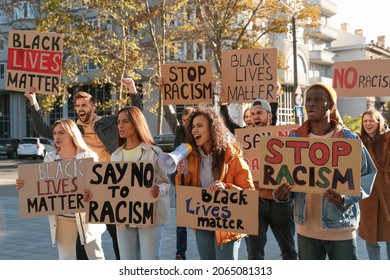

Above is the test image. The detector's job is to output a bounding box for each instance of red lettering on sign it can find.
[333,67,358,89]
[8,48,62,75]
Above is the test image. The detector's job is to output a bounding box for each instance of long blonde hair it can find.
[52,119,94,153]
[360,109,387,143]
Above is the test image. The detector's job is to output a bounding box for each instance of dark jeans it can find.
[174,173,187,259]
[76,224,120,260]
[176,226,187,259]
[297,234,358,260]
[248,198,297,260]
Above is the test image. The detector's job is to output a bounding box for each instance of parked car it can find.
[17,137,55,159]
[39,138,56,154]
[0,138,21,159]
[153,133,175,152]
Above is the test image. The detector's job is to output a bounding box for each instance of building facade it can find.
[1,0,388,139]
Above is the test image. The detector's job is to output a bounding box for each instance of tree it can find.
[37,0,149,111]
[172,0,320,75]
[136,0,188,135]
[1,0,320,134]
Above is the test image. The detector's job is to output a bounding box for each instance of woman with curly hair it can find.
[359,108,390,260]
[176,105,255,260]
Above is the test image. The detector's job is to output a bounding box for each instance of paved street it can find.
[0,157,387,260]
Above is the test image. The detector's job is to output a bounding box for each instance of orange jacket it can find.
[175,143,255,246]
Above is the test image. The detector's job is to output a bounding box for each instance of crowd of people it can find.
[15,78,390,260]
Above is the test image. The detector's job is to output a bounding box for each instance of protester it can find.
[16,119,106,260]
[176,105,255,260]
[220,105,252,134]
[273,82,377,260]
[158,77,195,260]
[247,98,297,260]
[165,105,195,260]
[219,81,280,134]
[24,79,141,260]
[107,106,170,259]
[358,108,390,260]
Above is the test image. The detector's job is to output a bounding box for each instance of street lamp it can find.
[279,1,301,124]
[291,13,303,125]
[292,14,298,94]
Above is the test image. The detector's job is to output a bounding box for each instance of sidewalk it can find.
[0,181,386,260]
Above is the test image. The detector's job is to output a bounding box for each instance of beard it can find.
[77,110,94,123]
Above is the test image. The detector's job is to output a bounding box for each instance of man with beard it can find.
[247,99,298,260]
[24,78,142,260]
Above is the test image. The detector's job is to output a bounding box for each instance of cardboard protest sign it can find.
[258,136,362,195]
[86,161,158,226]
[221,48,278,104]
[6,29,63,95]
[17,158,93,218]
[333,60,390,97]
[161,63,213,105]
[176,186,258,235]
[235,124,299,181]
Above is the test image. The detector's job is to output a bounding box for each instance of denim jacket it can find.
[288,121,377,229]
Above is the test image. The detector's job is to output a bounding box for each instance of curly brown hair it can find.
[185,104,228,180]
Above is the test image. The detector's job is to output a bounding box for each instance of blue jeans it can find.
[195,229,241,260]
[117,226,162,260]
[248,198,297,260]
[366,241,390,260]
[176,226,187,258]
[297,234,358,260]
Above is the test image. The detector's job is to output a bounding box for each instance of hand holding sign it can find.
[208,180,226,193]
[150,184,160,199]
[323,187,345,206]
[15,178,24,190]
[272,182,292,202]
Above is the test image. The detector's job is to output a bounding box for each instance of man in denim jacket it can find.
[24,78,142,260]
[273,82,377,260]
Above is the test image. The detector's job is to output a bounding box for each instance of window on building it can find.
[67,0,87,10]
[169,6,199,27]
[85,18,112,32]
[13,1,35,20]
[0,10,7,24]
[0,64,5,79]
[87,59,100,70]
[168,41,206,62]
[0,40,4,52]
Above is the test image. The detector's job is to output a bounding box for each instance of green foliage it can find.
[1,0,320,134]
[342,114,362,133]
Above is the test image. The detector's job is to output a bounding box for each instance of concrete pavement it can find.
[0,158,387,260]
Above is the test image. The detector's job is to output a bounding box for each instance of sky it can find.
[331,0,390,44]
